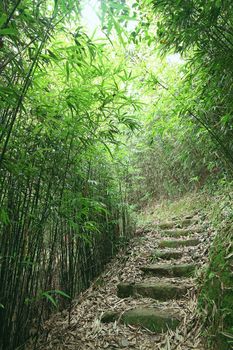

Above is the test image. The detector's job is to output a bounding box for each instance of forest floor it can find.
[26,196,214,350]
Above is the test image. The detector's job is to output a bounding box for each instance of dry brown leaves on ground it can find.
[26,215,213,350]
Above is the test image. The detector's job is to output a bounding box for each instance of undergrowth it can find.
[136,191,209,226]
[199,192,233,350]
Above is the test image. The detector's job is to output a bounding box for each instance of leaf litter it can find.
[26,214,214,350]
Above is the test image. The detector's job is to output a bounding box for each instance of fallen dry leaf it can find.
[25,214,212,350]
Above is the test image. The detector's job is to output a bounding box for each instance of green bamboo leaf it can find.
[0,208,10,224]
[42,292,57,307]
[110,15,126,48]
[66,61,70,82]
[53,290,71,299]
[47,49,58,60]
[0,27,17,36]
[0,14,7,27]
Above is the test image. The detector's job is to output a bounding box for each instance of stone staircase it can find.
[101,215,200,334]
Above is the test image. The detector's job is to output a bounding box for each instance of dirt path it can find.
[26,212,213,350]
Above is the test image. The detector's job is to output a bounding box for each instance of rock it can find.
[122,307,180,332]
[101,311,119,323]
[179,218,197,227]
[135,282,188,300]
[159,222,177,230]
[161,228,195,237]
[117,282,134,298]
[141,263,196,277]
[158,238,200,248]
[152,250,183,260]
[159,218,197,230]
[117,281,188,300]
[101,307,180,332]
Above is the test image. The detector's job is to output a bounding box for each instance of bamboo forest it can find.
[0,0,232,349]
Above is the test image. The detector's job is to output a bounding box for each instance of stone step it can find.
[152,250,183,260]
[101,307,180,332]
[161,228,195,237]
[158,238,199,249]
[180,218,197,227]
[141,263,196,277]
[117,281,189,300]
[159,218,197,230]
[159,221,178,230]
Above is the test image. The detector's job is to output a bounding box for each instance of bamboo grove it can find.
[0,1,140,348]
[126,0,233,204]
[1,0,233,349]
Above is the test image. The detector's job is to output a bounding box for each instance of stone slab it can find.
[102,307,180,332]
[158,239,199,248]
[117,281,188,300]
[152,250,183,260]
[141,263,196,277]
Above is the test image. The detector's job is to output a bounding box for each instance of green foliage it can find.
[123,4,233,345]
[0,2,138,349]
[123,0,233,207]
[198,195,233,349]
[124,52,227,206]
[140,0,233,167]
[1,1,233,349]
[41,290,71,308]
